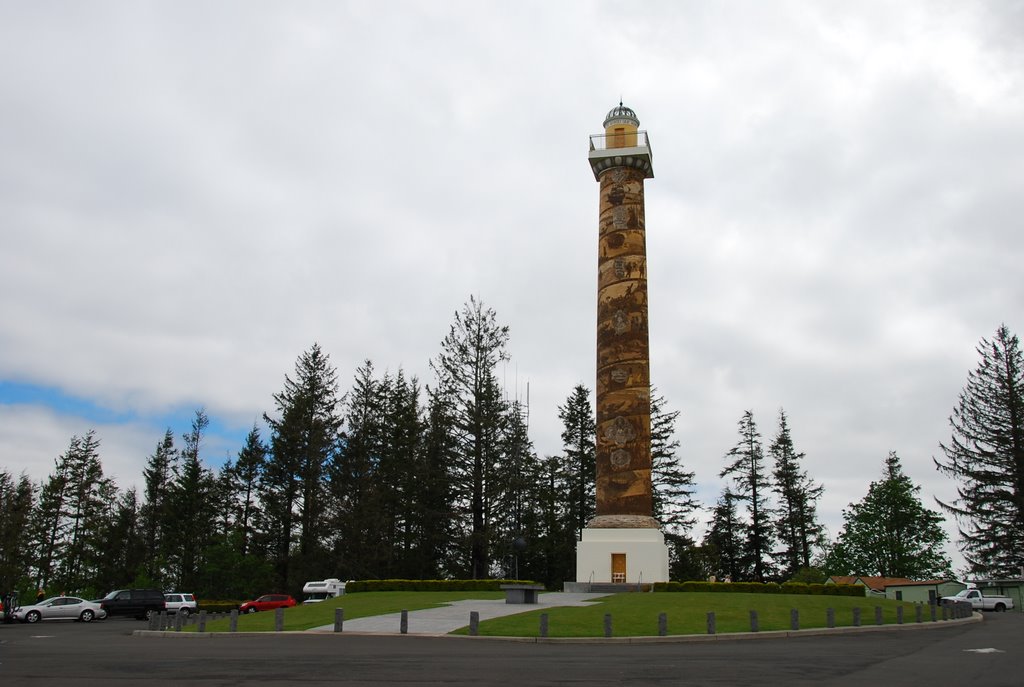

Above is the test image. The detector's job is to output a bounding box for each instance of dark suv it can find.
[98,589,166,620]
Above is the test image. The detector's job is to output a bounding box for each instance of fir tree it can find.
[768,409,824,579]
[557,384,595,539]
[935,324,1024,577]
[0,470,35,594]
[139,429,177,581]
[704,490,746,581]
[229,425,266,558]
[167,410,216,592]
[430,296,510,578]
[720,411,774,581]
[263,343,343,589]
[650,390,698,532]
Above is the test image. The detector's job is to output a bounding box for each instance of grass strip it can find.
[454,592,930,637]
[186,591,505,633]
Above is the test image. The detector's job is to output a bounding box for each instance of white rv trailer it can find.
[302,578,346,604]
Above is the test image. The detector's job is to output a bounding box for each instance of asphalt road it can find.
[2,612,1023,686]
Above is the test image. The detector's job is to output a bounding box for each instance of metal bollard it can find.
[706,611,716,635]
[539,613,549,638]
[749,610,759,633]
[334,608,344,633]
[875,606,883,625]
[658,612,667,637]
[896,606,903,624]
[469,611,479,636]
[400,609,408,634]
[174,612,183,632]
[942,604,949,621]
[915,604,923,623]
[790,609,799,631]
[229,609,238,632]
[198,610,207,632]
[826,608,835,628]
[929,604,937,622]
[274,607,284,632]
[852,607,861,627]
[160,611,169,631]
[604,613,612,638]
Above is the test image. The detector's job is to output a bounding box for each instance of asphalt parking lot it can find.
[2,611,1024,686]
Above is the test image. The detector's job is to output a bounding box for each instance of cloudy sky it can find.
[2,1,1022,573]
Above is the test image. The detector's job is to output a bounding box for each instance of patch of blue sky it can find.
[0,381,135,423]
[0,380,257,466]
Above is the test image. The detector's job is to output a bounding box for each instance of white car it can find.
[13,596,107,623]
[163,593,198,616]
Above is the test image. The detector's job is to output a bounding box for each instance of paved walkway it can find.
[306,592,610,635]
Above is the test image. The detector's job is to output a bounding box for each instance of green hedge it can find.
[345,579,540,593]
[651,581,865,597]
[197,601,241,613]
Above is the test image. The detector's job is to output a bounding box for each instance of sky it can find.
[2,1,1022,576]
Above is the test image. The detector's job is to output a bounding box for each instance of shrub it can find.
[652,581,864,597]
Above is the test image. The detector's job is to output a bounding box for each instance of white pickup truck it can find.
[941,588,1014,612]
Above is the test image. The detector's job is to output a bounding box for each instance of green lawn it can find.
[188,591,505,632]
[185,591,940,636]
[454,593,931,637]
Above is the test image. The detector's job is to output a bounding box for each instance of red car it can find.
[239,594,296,614]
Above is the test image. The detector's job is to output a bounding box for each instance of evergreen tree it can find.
[430,296,510,578]
[263,343,343,590]
[768,409,824,579]
[490,399,541,581]
[139,429,177,581]
[415,391,458,577]
[650,390,699,532]
[166,410,217,592]
[557,384,595,539]
[0,470,34,594]
[29,457,69,590]
[720,411,774,581]
[94,488,145,594]
[231,425,267,558]
[29,431,116,595]
[649,390,700,580]
[535,455,576,587]
[827,452,951,578]
[331,359,389,579]
[935,324,1024,577]
[703,490,746,581]
[384,370,430,578]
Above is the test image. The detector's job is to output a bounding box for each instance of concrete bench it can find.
[500,584,545,604]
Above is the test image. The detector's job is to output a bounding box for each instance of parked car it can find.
[98,589,166,620]
[12,596,107,623]
[239,594,296,614]
[164,593,198,617]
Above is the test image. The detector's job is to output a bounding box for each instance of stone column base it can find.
[575,527,670,584]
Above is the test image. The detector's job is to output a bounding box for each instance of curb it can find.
[133,611,982,643]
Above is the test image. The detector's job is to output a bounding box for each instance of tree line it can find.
[1,303,1020,599]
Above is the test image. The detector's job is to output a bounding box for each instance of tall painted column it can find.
[575,102,668,586]
[591,103,657,529]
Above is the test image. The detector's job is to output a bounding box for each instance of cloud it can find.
[2,1,1022,574]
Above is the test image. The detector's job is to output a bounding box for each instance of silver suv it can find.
[163,593,198,617]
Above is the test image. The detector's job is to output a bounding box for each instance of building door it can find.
[611,554,626,583]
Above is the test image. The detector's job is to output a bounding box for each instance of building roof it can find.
[826,575,915,591]
[883,579,959,588]
[604,101,639,128]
